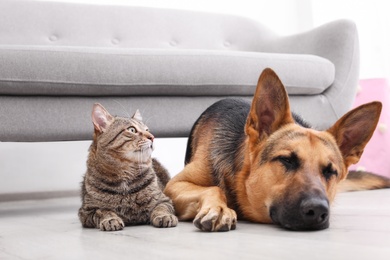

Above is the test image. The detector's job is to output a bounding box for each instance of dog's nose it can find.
[300,198,329,228]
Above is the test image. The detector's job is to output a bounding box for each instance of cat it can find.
[78,103,178,231]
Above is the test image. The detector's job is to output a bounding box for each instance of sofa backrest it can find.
[0,0,276,52]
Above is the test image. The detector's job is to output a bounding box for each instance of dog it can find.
[164,68,390,231]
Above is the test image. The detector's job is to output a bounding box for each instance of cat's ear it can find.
[92,103,114,133]
[132,109,143,121]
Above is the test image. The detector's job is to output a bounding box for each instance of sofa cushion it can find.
[0,46,334,96]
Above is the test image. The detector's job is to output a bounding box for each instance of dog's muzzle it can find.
[270,197,330,231]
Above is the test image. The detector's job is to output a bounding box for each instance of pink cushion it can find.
[349,79,390,178]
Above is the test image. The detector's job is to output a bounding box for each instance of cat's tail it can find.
[338,171,390,192]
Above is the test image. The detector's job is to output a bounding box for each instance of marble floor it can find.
[1,189,390,260]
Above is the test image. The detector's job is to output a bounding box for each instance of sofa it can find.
[0,0,359,142]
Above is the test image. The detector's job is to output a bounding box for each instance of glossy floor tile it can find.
[1,189,390,260]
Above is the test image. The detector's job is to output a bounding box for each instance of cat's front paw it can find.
[151,214,178,228]
[100,217,125,231]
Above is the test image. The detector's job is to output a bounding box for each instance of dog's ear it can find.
[327,102,382,168]
[245,68,294,142]
[92,103,114,133]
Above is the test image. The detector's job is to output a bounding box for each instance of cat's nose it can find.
[147,134,154,142]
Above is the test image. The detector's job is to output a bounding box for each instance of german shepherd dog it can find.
[164,68,390,231]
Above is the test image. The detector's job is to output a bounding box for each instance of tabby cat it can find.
[78,103,178,231]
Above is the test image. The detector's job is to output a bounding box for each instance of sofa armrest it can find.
[260,19,359,121]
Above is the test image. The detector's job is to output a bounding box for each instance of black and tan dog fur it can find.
[164,68,390,231]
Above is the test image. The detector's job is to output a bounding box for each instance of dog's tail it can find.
[338,171,390,192]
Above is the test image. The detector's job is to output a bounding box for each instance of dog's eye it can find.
[322,164,338,180]
[279,157,292,165]
[128,127,137,133]
[275,153,300,172]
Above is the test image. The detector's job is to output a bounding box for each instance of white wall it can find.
[0,138,188,195]
[310,0,390,79]
[43,0,304,35]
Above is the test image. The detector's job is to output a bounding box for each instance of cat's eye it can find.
[128,127,137,133]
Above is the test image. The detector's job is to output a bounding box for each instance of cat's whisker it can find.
[140,150,143,173]
[138,149,143,174]
[137,149,140,172]
[113,99,131,118]
[143,115,156,127]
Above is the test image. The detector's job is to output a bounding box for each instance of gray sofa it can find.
[0,0,359,142]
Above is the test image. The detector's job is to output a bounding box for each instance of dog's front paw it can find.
[151,213,178,228]
[99,216,124,231]
[194,206,237,232]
